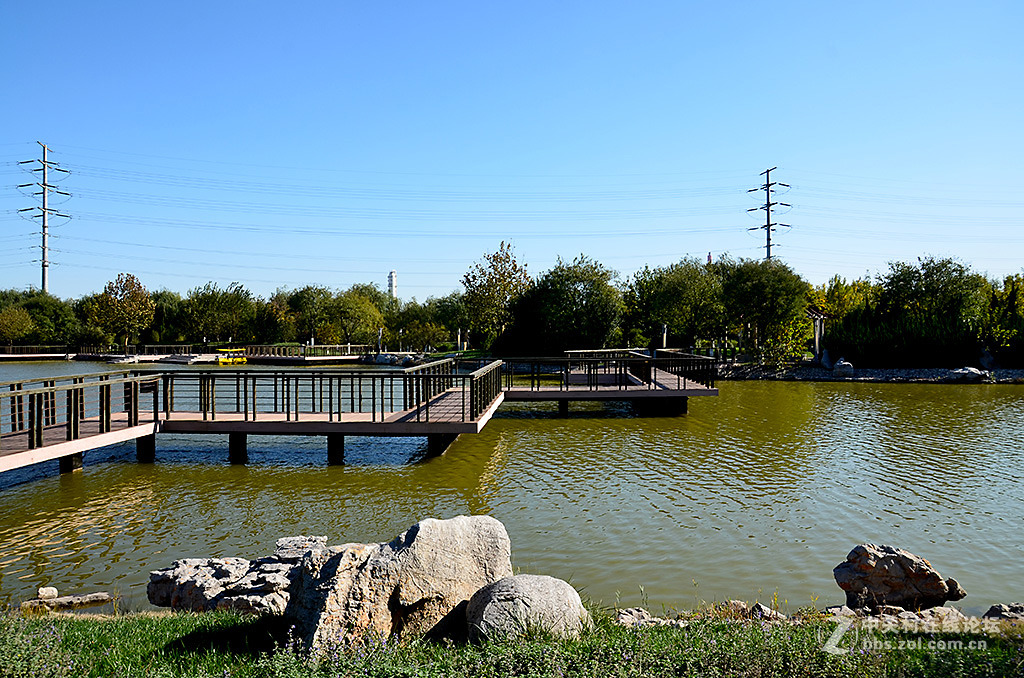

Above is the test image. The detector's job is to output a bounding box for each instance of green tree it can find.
[182,283,256,343]
[91,273,156,353]
[286,286,333,343]
[623,258,724,349]
[19,292,80,345]
[508,255,623,354]
[333,288,384,345]
[426,291,470,342]
[822,257,989,367]
[0,306,35,346]
[982,274,1024,365]
[713,257,810,364]
[462,242,530,349]
[141,290,185,344]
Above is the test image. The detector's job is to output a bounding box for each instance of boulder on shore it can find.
[832,359,854,378]
[287,515,513,649]
[833,544,966,611]
[147,536,326,615]
[983,603,1024,620]
[465,574,591,642]
[148,518,512,650]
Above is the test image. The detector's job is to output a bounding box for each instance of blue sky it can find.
[2,1,1021,301]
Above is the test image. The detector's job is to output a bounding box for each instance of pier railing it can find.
[0,345,70,355]
[503,352,716,391]
[243,344,373,358]
[78,344,194,356]
[156,358,503,424]
[0,372,160,452]
[653,349,716,389]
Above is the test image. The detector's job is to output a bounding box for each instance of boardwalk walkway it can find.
[0,351,716,473]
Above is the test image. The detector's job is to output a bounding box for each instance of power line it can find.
[747,167,790,261]
[17,142,70,292]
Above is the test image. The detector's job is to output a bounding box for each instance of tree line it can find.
[1,242,1022,367]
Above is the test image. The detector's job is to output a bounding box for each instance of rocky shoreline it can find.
[717,363,1024,384]
[112,517,1020,650]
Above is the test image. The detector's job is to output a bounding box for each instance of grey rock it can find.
[946,367,990,383]
[825,605,858,617]
[919,606,967,622]
[720,600,750,617]
[37,587,58,600]
[834,544,966,611]
[147,536,322,614]
[616,607,655,626]
[274,536,327,562]
[465,574,591,642]
[751,602,786,621]
[614,607,687,628]
[832,359,854,378]
[287,515,512,649]
[983,603,1024,620]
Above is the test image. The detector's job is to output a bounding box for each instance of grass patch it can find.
[1,608,1022,677]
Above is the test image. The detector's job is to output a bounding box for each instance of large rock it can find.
[147,536,326,614]
[945,367,990,383]
[465,574,591,642]
[983,603,1024,620]
[832,359,854,378]
[286,515,512,649]
[833,544,966,611]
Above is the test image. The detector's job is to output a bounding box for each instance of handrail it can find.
[155,361,500,424]
[0,374,160,452]
[501,353,716,391]
[0,345,70,354]
[0,370,134,390]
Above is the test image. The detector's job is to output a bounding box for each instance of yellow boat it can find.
[217,348,247,365]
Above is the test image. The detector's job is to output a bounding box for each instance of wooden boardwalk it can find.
[0,351,716,472]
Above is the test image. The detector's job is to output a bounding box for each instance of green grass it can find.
[1,608,1022,678]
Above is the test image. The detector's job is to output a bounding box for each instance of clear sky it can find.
[2,1,1021,301]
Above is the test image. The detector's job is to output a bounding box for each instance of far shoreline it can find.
[716,364,1024,384]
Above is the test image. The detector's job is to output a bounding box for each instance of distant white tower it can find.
[388,270,397,299]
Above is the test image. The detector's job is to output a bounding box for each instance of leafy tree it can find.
[623,258,724,349]
[141,290,185,344]
[347,283,399,322]
[0,306,34,346]
[286,286,334,343]
[252,298,294,343]
[426,292,470,342]
[333,288,384,345]
[182,282,256,343]
[91,273,156,353]
[812,275,877,321]
[508,256,623,354]
[982,274,1024,365]
[21,292,80,345]
[462,242,530,348]
[823,257,989,367]
[713,257,810,364]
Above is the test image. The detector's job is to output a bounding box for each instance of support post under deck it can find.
[228,432,248,464]
[58,453,83,474]
[426,433,459,457]
[558,400,569,417]
[327,434,345,465]
[136,434,156,463]
[632,396,688,417]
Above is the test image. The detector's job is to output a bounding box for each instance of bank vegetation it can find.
[2,243,1023,368]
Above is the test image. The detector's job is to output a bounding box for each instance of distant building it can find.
[388,270,397,299]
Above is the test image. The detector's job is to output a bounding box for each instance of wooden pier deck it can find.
[0,351,716,473]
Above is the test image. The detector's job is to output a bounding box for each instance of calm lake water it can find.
[0,361,1021,616]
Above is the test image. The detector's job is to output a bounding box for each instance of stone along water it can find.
[0,367,1021,615]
